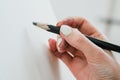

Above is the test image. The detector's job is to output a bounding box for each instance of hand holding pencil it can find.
[48,17,120,80]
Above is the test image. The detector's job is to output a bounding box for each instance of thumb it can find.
[60,25,105,61]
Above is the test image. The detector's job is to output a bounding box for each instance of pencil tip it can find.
[33,22,37,25]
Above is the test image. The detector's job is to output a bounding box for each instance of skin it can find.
[48,17,120,80]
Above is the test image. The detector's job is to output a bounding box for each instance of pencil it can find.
[33,22,120,53]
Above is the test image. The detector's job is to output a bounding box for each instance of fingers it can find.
[56,36,68,53]
[48,38,72,67]
[57,36,82,57]
[60,25,105,62]
[57,17,105,40]
[48,38,57,52]
[60,52,73,67]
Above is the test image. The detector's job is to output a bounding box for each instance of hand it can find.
[48,17,120,80]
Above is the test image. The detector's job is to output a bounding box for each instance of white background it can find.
[0,0,75,80]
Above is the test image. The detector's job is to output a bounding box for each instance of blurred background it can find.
[50,0,120,62]
[0,0,120,79]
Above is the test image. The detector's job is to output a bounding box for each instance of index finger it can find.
[57,17,103,39]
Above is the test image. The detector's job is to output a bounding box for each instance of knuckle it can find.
[77,17,88,22]
[76,35,85,44]
[68,31,85,48]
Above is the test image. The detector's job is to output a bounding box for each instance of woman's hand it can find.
[48,17,120,80]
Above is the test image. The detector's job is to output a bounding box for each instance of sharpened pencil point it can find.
[33,22,37,25]
[32,22,51,30]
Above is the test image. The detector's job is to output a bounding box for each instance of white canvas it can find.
[0,0,75,80]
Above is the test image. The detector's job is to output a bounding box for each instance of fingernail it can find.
[57,37,62,47]
[60,25,72,36]
[57,37,62,52]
